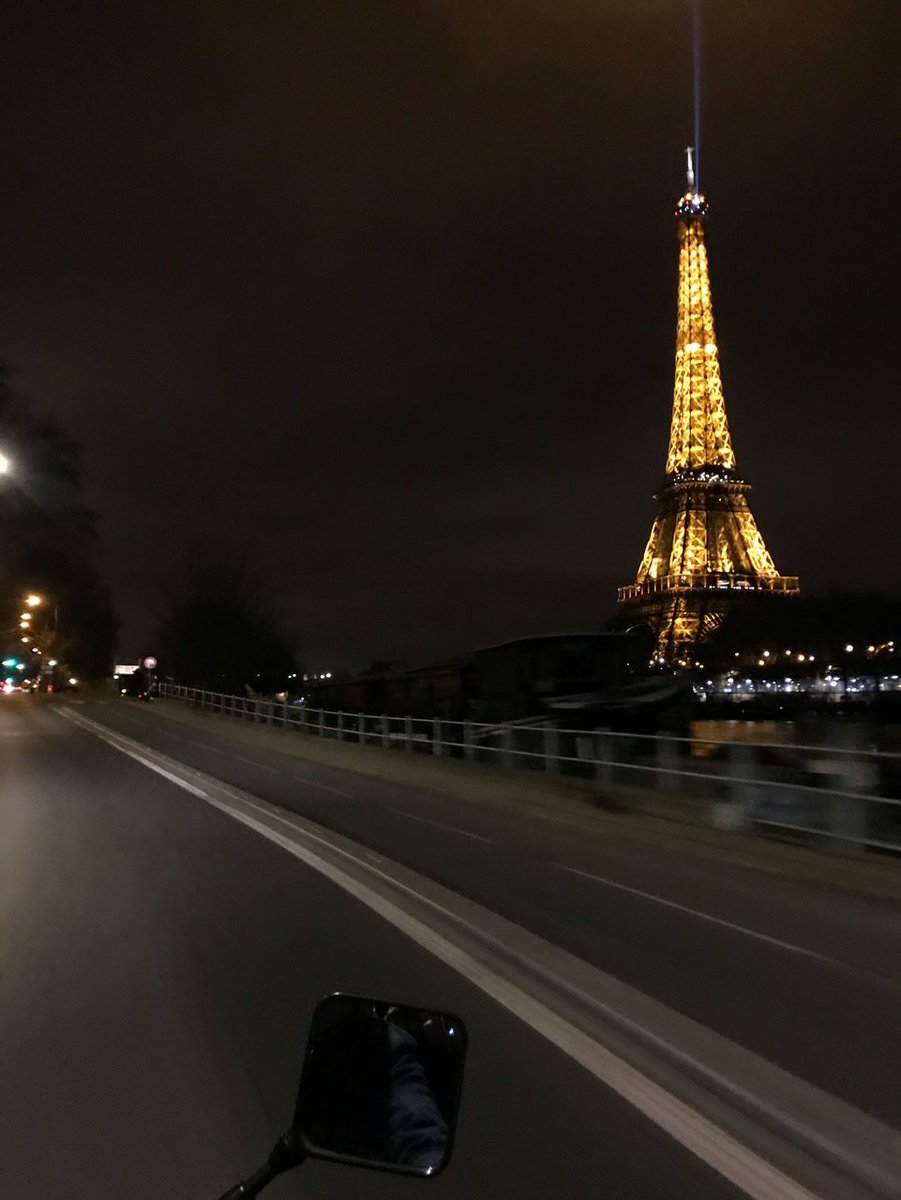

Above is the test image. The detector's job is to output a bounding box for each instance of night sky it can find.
[1,1,899,671]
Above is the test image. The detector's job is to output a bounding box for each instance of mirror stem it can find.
[215,1131,305,1199]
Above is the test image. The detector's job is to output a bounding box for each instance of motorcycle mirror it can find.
[293,993,467,1177]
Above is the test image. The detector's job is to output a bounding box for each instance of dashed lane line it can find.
[553,863,836,964]
[389,807,494,844]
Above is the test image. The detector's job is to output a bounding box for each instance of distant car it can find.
[119,672,146,698]
[119,670,155,700]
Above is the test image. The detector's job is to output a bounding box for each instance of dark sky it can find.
[1,1,899,670]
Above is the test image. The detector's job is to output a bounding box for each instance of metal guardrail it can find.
[156,683,901,855]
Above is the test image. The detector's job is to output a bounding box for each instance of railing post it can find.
[655,734,680,792]
[543,726,560,773]
[828,791,868,853]
[337,711,344,741]
[358,713,365,744]
[826,739,875,853]
[282,700,289,728]
[463,721,475,762]
[433,717,443,756]
[727,743,757,810]
[500,724,515,770]
[318,708,325,738]
[404,715,413,751]
[381,715,389,749]
[595,729,614,787]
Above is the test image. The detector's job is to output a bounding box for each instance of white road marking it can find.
[166,732,225,755]
[57,708,880,1200]
[554,864,834,962]
[236,755,278,773]
[388,807,493,844]
[59,715,209,801]
[290,773,352,799]
[192,740,223,753]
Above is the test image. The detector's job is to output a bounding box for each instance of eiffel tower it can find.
[618,150,799,664]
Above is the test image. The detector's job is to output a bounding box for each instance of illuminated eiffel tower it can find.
[618,150,799,664]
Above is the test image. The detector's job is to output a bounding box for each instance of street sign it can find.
[142,655,158,670]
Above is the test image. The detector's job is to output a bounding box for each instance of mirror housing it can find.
[293,993,467,1176]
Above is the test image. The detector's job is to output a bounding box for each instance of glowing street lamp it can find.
[0,451,10,474]
[25,594,43,608]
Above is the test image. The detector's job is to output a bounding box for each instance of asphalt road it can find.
[1,696,748,1200]
[83,696,901,1128]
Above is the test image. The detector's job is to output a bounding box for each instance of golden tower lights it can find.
[618,150,799,664]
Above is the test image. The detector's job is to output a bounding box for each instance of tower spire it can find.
[685,145,695,192]
[617,158,798,664]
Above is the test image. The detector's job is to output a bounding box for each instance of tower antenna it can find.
[685,146,696,193]
[691,0,702,191]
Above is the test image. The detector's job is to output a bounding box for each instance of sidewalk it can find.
[123,697,901,903]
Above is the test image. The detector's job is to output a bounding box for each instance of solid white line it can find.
[554,864,834,962]
[177,804,824,1200]
[56,708,834,1200]
[64,716,209,800]
[388,807,494,844]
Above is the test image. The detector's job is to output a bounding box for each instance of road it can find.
[2,695,900,1199]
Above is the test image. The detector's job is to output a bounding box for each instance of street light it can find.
[0,451,10,474]
[25,595,43,608]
